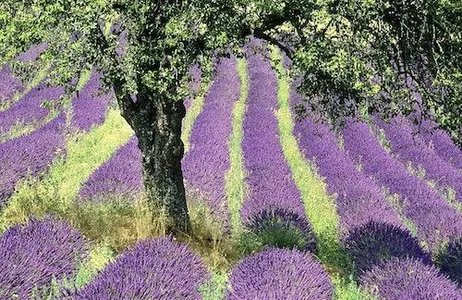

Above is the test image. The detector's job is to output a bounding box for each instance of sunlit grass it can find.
[225,58,249,237]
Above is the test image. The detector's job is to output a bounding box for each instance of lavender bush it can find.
[245,207,317,253]
[0,216,89,299]
[15,42,48,62]
[360,258,461,299]
[376,116,462,203]
[71,70,112,132]
[0,67,24,105]
[78,136,143,202]
[342,121,462,251]
[344,221,431,275]
[182,57,240,223]
[0,84,63,134]
[419,119,462,170]
[227,248,333,300]
[0,113,66,207]
[438,237,462,287]
[75,237,210,300]
[240,46,313,250]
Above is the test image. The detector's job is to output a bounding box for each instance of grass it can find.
[225,58,249,237]
[270,46,374,299]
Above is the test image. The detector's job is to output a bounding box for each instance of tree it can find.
[0,0,250,235]
[1,0,461,235]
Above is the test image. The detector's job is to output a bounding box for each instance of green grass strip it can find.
[0,109,133,232]
[270,46,375,299]
[225,58,249,237]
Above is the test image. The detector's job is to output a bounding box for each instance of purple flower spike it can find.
[15,42,48,62]
[76,237,210,300]
[227,248,333,300]
[0,67,24,105]
[360,258,462,299]
[438,237,462,287]
[78,136,143,202]
[0,216,89,299]
[71,70,112,132]
[344,221,431,275]
[0,84,64,134]
[376,115,462,203]
[182,57,240,225]
[0,113,66,207]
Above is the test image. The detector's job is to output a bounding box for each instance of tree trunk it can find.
[115,86,191,236]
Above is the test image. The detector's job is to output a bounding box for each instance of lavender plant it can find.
[344,221,431,275]
[240,47,315,250]
[360,258,461,299]
[71,70,112,132]
[0,67,24,106]
[78,136,143,202]
[75,237,210,299]
[0,113,66,207]
[0,216,89,299]
[227,248,333,300]
[0,84,63,134]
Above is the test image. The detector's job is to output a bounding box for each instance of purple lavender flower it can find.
[78,136,143,202]
[227,248,333,300]
[360,258,462,299]
[438,237,462,287]
[75,237,210,300]
[376,115,462,203]
[15,42,48,62]
[419,119,462,170]
[71,70,112,132]
[344,221,431,275]
[342,121,462,251]
[182,57,240,224]
[0,84,64,134]
[0,67,24,105]
[240,45,310,243]
[0,216,89,299]
[0,113,66,207]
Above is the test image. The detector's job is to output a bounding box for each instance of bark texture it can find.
[114,83,191,235]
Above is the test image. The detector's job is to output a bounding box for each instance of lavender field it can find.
[1,41,462,300]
